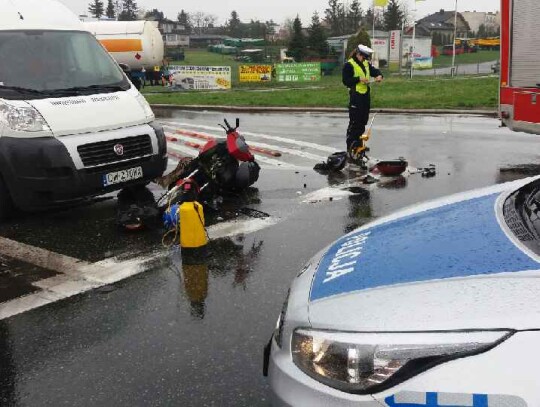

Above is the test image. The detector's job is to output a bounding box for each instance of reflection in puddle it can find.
[169,236,264,320]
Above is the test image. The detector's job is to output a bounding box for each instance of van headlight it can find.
[0,100,50,132]
[292,329,512,394]
[135,93,155,121]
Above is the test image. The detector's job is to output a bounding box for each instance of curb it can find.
[151,104,498,117]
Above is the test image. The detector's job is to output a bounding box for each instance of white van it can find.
[0,0,168,219]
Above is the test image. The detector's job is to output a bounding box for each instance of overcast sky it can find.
[60,0,499,26]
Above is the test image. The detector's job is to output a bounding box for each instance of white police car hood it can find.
[308,177,540,332]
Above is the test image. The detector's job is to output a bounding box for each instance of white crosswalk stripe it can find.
[160,120,338,154]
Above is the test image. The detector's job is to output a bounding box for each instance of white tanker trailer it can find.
[83,21,164,71]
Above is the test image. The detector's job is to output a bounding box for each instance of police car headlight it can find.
[292,329,512,394]
[0,100,50,132]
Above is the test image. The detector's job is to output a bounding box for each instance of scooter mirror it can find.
[224,119,232,131]
[236,118,240,129]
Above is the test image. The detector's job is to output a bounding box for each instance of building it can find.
[461,11,501,35]
[157,19,190,48]
[415,9,471,39]
[327,30,432,68]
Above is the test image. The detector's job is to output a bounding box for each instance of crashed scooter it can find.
[156,118,261,248]
[157,118,261,209]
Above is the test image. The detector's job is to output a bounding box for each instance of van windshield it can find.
[0,30,130,99]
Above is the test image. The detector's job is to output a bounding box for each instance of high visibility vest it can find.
[348,58,370,95]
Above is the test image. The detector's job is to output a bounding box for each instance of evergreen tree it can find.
[347,0,363,34]
[307,12,329,58]
[288,16,306,62]
[144,8,164,21]
[364,8,384,31]
[105,0,115,19]
[324,0,341,36]
[228,11,242,38]
[178,10,192,34]
[118,0,137,21]
[88,0,105,18]
[383,0,404,31]
[336,2,347,35]
[346,28,371,56]
[477,24,487,38]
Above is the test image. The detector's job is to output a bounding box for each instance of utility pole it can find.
[451,0,458,77]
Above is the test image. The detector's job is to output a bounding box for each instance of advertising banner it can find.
[239,65,272,82]
[372,38,389,63]
[412,57,434,69]
[171,66,231,90]
[275,63,321,82]
[389,30,402,70]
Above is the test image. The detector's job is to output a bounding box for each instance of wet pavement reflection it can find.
[0,112,539,405]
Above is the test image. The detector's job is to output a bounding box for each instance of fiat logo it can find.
[113,144,124,156]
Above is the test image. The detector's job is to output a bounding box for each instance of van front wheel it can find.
[0,175,13,220]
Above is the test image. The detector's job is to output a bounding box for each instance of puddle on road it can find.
[0,255,58,303]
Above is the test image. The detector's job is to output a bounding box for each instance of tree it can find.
[308,12,329,58]
[228,10,243,38]
[177,10,192,34]
[191,12,217,35]
[88,0,105,18]
[105,0,115,19]
[383,0,404,31]
[477,23,487,38]
[144,8,164,21]
[288,16,306,62]
[347,0,363,34]
[325,0,341,36]
[364,7,384,31]
[246,20,267,38]
[118,0,137,21]
[346,28,371,56]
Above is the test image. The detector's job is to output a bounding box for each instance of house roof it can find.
[416,10,471,33]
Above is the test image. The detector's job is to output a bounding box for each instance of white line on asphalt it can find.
[166,134,306,170]
[160,121,338,154]
[164,126,328,162]
[207,217,280,240]
[0,215,282,320]
[166,141,199,157]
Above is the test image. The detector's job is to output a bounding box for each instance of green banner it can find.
[275,63,321,82]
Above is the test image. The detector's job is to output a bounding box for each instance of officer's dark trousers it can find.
[346,93,370,151]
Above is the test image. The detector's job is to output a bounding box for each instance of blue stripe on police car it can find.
[310,193,540,301]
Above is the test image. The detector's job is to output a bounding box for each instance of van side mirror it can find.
[119,63,131,73]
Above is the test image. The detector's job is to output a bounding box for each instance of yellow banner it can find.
[374,0,388,7]
[239,65,272,82]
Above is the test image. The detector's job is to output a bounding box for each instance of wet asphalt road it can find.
[1,112,540,406]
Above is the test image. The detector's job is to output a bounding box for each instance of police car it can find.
[266,176,540,407]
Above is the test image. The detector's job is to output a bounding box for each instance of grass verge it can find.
[144,76,499,110]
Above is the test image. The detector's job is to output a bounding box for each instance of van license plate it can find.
[102,167,143,187]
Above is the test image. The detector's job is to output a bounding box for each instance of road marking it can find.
[0,236,162,320]
[0,215,283,319]
[164,126,328,162]
[160,121,338,154]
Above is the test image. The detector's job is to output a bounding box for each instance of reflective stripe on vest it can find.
[348,58,370,95]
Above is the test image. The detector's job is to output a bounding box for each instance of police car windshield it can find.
[0,30,129,99]
[503,180,540,255]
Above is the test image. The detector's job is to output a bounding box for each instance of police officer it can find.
[342,44,383,159]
